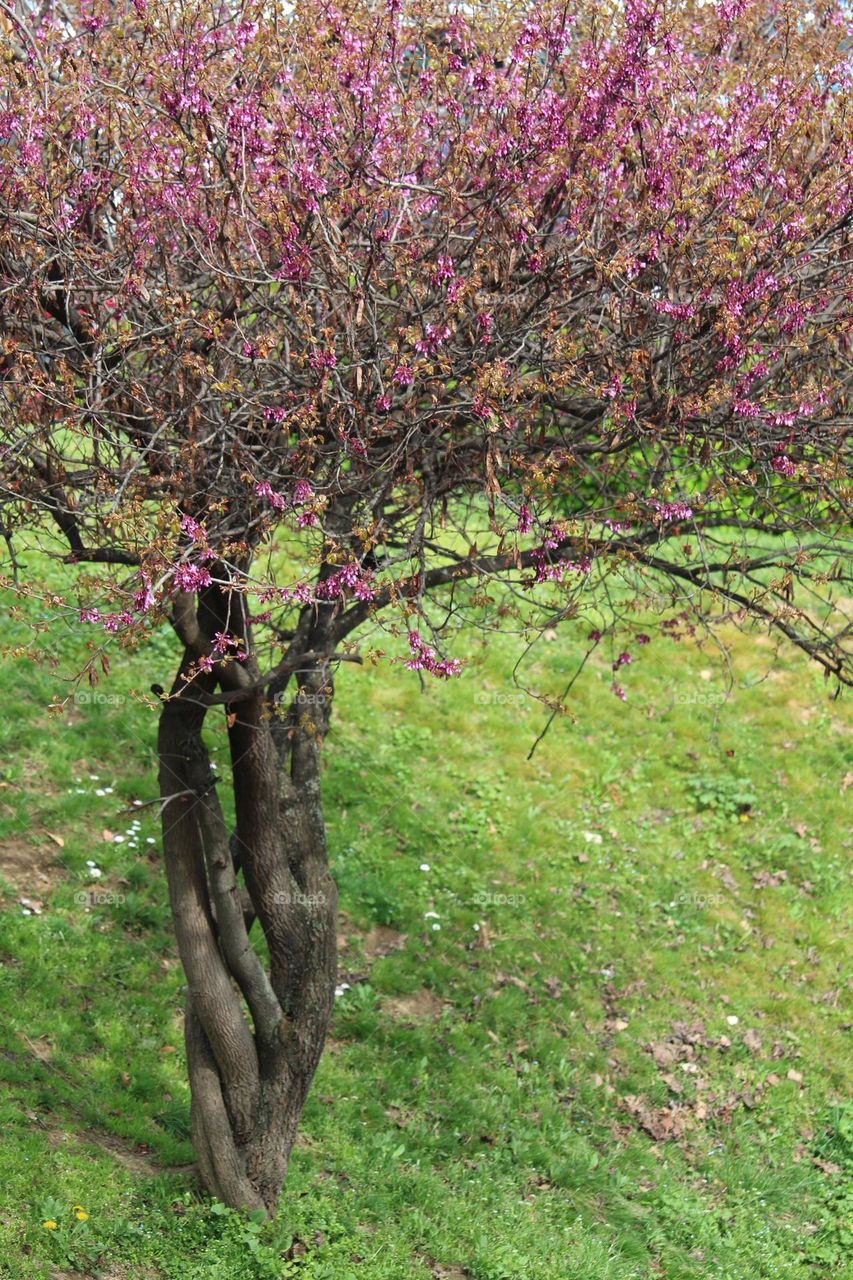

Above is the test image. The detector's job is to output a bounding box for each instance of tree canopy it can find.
[1,0,851,694]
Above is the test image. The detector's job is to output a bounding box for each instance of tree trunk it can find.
[157,579,338,1215]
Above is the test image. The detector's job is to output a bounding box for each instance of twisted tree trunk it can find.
[157,578,338,1214]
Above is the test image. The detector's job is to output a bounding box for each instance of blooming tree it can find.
[1,0,851,1213]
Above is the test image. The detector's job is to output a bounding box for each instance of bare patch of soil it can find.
[362,924,407,959]
[0,835,65,898]
[383,989,446,1020]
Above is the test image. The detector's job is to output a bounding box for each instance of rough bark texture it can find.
[157,577,338,1214]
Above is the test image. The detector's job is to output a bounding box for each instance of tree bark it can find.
[157,580,338,1215]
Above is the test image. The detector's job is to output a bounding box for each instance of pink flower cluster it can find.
[415,324,451,355]
[405,631,462,679]
[315,563,375,602]
[772,453,797,478]
[649,500,693,522]
[255,481,287,511]
[516,503,533,534]
[173,564,213,592]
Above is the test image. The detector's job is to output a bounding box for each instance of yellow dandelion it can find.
[74,1209,89,1221]
[42,1220,57,1230]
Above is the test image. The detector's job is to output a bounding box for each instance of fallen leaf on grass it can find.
[753,869,788,889]
[715,864,737,891]
[648,1041,678,1068]
[623,1095,692,1142]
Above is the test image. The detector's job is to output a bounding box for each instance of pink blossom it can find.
[476,313,494,344]
[173,564,213,592]
[256,481,287,511]
[180,514,204,541]
[133,577,154,613]
[316,563,374,602]
[772,453,797,478]
[405,630,462,678]
[649,500,693,523]
[414,324,450,355]
[102,610,133,632]
[212,631,240,654]
[310,348,337,371]
[430,254,454,285]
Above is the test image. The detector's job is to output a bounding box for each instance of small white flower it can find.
[583,831,603,845]
[334,983,351,998]
[431,923,441,931]
[89,867,102,878]
[726,1014,739,1026]
[95,789,106,797]
[89,775,100,781]
[21,908,31,916]
[473,923,480,932]
[424,911,440,919]
[113,835,124,843]
[104,787,113,795]
[419,863,430,872]
[146,838,156,845]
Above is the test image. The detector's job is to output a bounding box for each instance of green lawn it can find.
[0,566,850,1279]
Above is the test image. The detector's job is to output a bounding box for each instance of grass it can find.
[0,557,851,1279]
